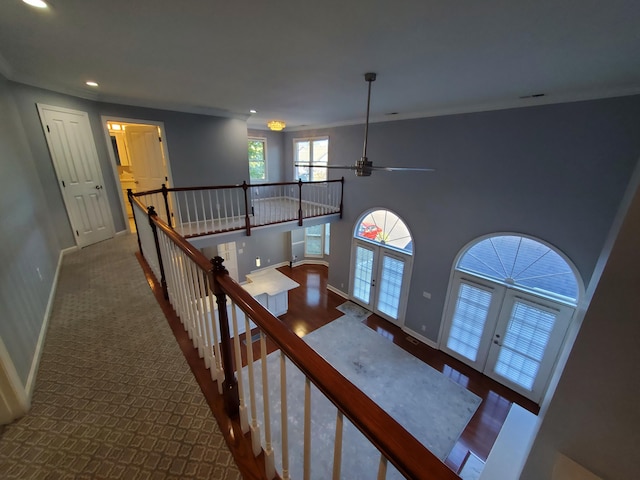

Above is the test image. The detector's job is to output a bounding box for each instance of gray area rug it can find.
[242,314,481,479]
[336,300,371,320]
[0,235,240,479]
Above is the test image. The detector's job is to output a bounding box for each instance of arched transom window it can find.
[355,209,413,254]
[457,235,579,303]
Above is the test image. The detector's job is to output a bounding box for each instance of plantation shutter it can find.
[446,282,494,362]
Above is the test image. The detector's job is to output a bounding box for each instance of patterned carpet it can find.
[0,235,240,479]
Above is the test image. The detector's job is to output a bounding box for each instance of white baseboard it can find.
[24,245,75,397]
[0,337,30,424]
[327,284,349,299]
[115,229,129,237]
[401,326,439,349]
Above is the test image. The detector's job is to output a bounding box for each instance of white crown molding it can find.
[279,84,640,132]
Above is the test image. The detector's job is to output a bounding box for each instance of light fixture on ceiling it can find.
[302,73,435,176]
[23,0,48,8]
[250,109,257,114]
[86,81,99,87]
[267,120,286,131]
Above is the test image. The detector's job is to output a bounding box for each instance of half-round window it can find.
[457,235,579,303]
[355,209,413,254]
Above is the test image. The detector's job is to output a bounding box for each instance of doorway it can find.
[349,209,413,326]
[38,104,115,248]
[103,118,173,232]
[440,234,581,403]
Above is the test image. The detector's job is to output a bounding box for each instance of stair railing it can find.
[131,179,344,239]
[129,191,459,480]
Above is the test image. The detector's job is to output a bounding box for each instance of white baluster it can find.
[184,192,192,236]
[304,377,312,480]
[207,292,224,390]
[192,191,200,235]
[200,190,206,234]
[230,301,249,434]
[208,190,214,233]
[245,315,262,456]
[377,455,388,480]
[261,333,275,479]
[332,410,343,480]
[280,352,290,480]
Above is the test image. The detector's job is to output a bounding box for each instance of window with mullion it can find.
[294,137,328,181]
[248,137,267,182]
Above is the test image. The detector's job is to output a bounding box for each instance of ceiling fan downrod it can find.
[357,72,377,176]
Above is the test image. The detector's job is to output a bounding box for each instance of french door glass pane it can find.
[446,283,492,362]
[377,255,404,319]
[353,246,374,304]
[493,300,556,390]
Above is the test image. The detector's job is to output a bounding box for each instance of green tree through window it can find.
[248,138,266,181]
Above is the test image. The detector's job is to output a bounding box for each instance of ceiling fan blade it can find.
[372,166,436,172]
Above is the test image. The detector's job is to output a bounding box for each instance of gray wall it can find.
[285,96,640,341]
[201,231,291,281]
[0,76,61,385]
[10,82,250,248]
[3,79,251,388]
[521,169,640,480]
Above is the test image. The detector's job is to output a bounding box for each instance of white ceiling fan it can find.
[298,73,436,177]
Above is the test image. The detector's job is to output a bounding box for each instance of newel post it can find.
[128,189,143,254]
[298,178,304,226]
[161,183,172,228]
[211,256,240,417]
[147,206,168,299]
[242,181,251,236]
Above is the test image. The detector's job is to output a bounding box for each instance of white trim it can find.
[248,136,269,183]
[24,246,75,396]
[100,116,175,232]
[436,231,585,348]
[115,229,129,237]
[0,337,30,424]
[401,326,439,349]
[327,283,349,299]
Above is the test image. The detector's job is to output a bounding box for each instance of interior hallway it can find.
[0,235,241,479]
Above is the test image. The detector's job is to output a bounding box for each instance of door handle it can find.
[493,340,502,346]
[95,185,103,190]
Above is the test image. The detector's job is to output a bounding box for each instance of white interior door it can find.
[124,125,168,191]
[350,240,411,325]
[217,242,239,281]
[38,104,114,247]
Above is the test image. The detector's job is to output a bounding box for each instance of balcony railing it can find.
[130,179,344,239]
[129,186,459,480]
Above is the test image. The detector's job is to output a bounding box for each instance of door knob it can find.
[95,185,103,190]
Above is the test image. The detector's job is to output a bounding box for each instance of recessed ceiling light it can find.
[23,0,48,8]
[249,109,257,114]
[86,81,99,87]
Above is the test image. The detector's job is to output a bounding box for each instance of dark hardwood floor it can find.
[142,254,539,477]
[274,263,539,474]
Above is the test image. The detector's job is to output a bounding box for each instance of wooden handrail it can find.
[136,199,458,479]
[131,179,343,196]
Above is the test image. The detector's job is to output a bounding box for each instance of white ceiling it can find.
[1,0,639,130]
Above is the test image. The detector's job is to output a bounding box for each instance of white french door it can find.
[38,104,114,247]
[441,272,574,403]
[350,240,411,325]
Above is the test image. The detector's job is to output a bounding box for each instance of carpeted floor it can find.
[0,235,240,479]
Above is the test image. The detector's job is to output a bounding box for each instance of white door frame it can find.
[349,238,412,326]
[38,104,115,247]
[101,116,174,232]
